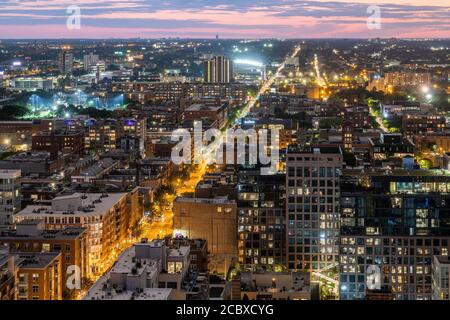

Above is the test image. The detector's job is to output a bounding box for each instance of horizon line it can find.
[1,37,449,41]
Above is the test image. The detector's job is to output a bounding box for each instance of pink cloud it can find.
[0,0,448,38]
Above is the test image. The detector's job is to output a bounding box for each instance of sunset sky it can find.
[0,0,448,39]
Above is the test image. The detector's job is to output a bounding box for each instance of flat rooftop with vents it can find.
[15,192,127,219]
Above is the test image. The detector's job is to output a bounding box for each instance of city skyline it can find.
[0,3,450,303]
[0,0,449,39]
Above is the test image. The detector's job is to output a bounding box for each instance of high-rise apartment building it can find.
[286,146,343,274]
[0,170,21,226]
[203,56,234,83]
[237,166,286,271]
[57,50,73,75]
[339,170,450,300]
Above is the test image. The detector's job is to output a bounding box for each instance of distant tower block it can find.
[203,55,234,83]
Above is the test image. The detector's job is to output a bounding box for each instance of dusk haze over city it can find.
[0,0,449,317]
[0,0,449,38]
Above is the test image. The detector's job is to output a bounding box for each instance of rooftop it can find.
[16,192,127,218]
[16,219,42,226]
[3,151,52,161]
[0,225,86,241]
[85,239,189,300]
[168,246,190,258]
[175,196,235,205]
[287,145,342,155]
[185,104,223,112]
[76,158,118,177]
[17,252,60,269]
[170,237,207,251]
[343,168,450,178]
[0,170,21,178]
[85,275,173,301]
[240,271,311,294]
[434,255,450,265]
[141,157,172,165]
[33,130,83,137]
[109,245,159,276]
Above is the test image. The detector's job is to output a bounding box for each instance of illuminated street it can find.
[370,107,389,133]
[137,45,303,247]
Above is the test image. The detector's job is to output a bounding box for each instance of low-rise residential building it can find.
[10,77,53,91]
[344,106,371,129]
[173,196,237,257]
[369,133,415,167]
[71,158,120,183]
[84,238,208,300]
[14,191,143,275]
[0,251,17,300]
[183,103,228,129]
[16,252,63,300]
[415,132,450,154]
[0,152,67,176]
[231,271,318,300]
[0,219,88,297]
[402,114,446,137]
[32,130,85,160]
[173,196,237,274]
[0,121,33,151]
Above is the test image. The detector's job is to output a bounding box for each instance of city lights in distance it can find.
[234,59,264,68]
